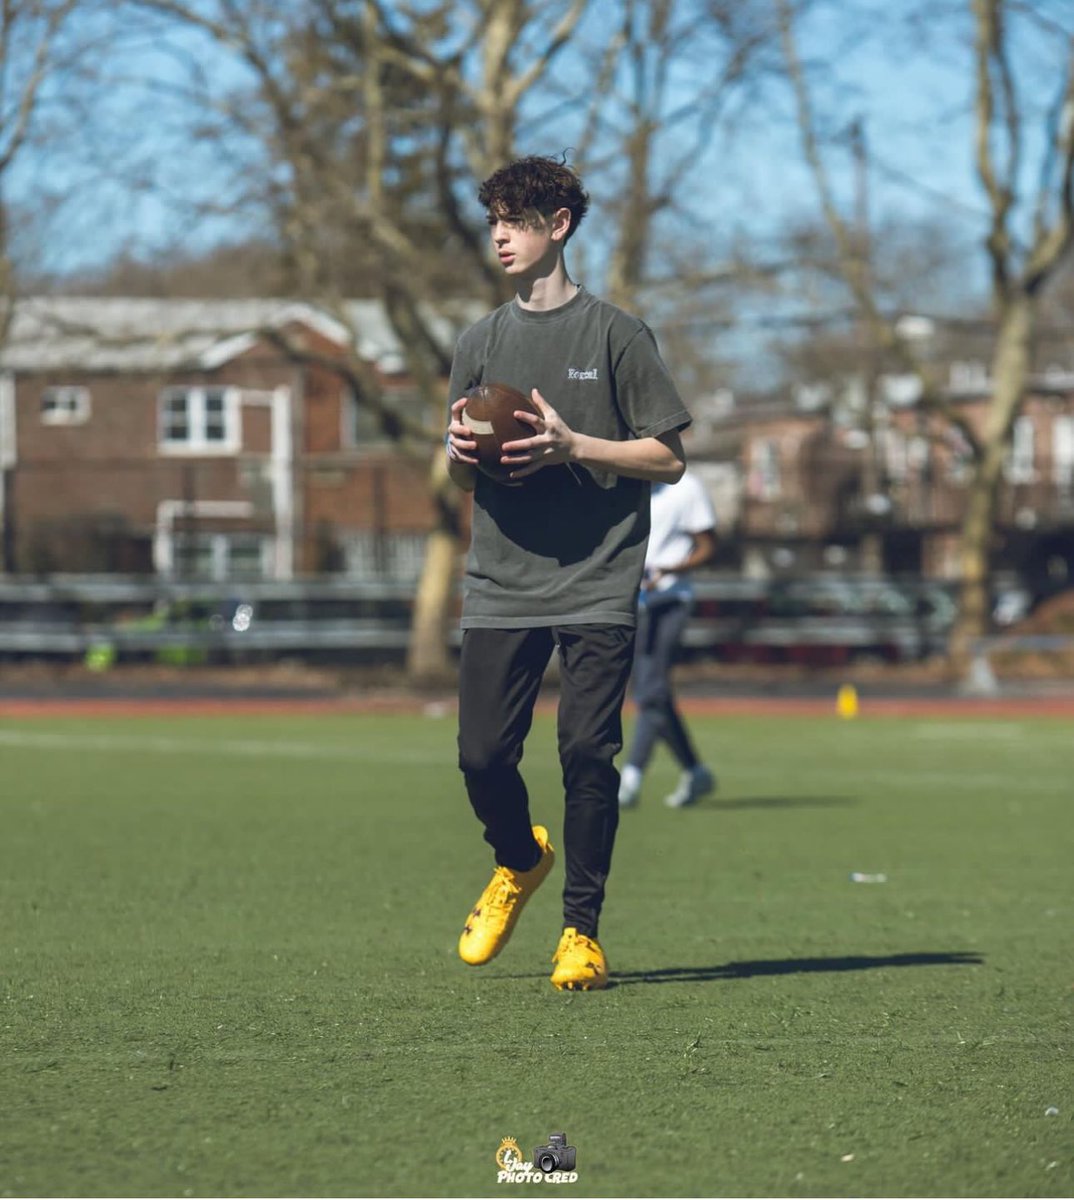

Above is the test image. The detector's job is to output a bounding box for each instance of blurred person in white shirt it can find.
[619,471,718,809]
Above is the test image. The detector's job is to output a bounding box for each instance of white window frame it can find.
[158,386,240,454]
[1053,416,1074,487]
[41,386,91,425]
[1006,416,1036,484]
[172,532,272,581]
[343,385,424,449]
[883,429,908,481]
[749,439,782,500]
[945,427,973,484]
[341,391,369,447]
[341,531,426,581]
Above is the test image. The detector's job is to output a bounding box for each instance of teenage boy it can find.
[445,155,691,990]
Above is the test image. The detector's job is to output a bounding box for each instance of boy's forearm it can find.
[652,530,717,580]
[571,432,685,484]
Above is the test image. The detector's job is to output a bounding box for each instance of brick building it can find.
[4,298,1072,601]
[689,368,1074,594]
[0,298,468,581]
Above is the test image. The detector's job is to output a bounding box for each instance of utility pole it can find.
[0,372,14,573]
[849,116,885,574]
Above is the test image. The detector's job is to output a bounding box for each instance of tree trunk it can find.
[606,119,653,312]
[948,295,1033,677]
[406,449,465,684]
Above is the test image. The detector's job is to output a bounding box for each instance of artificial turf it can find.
[0,709,1071,1197]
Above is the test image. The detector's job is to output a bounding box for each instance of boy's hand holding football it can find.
[500,388,577,479]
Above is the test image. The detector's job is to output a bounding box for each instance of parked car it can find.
[686,576,957,664]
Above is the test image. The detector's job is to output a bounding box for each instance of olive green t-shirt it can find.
[448,287,691,628]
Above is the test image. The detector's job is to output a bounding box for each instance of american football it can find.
[461,382,541,484]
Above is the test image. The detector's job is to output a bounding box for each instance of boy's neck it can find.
[514,257,579,312]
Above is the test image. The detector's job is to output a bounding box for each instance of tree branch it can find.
[973,0,1014,298]
[507,0,587,107]
[0,0,78,174]
[778,0,973,454]
[1024,38,1074,292]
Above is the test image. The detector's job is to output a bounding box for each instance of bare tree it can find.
[26,0,766,674]
[777,0,1074,677]
[124,0,591,681]
[0,0,80,572]
[1,1,80,329]
[314,0,588,680]
[592,0,770,314]
[953,0,1074,666]
[343,0,768,671]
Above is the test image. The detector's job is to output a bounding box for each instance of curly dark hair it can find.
[478,154,589,241]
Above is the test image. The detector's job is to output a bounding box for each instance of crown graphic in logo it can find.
[496,1137,523,1170]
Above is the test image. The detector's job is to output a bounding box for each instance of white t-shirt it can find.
[644,472,717,596]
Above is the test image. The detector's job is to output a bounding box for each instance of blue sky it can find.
[8,0,1069,301]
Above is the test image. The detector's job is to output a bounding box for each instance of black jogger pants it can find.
[457,624,635,938]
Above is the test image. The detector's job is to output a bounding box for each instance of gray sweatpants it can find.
[624,594,700,772]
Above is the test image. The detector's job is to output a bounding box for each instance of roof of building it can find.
[0,296,480,374]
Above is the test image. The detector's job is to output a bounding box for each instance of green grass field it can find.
[1,707,1072,1198]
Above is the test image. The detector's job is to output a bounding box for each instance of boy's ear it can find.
[550,206,573,241]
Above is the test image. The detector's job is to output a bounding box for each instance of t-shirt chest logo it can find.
[567,367,599,381]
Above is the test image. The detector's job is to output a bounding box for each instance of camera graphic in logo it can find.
[533,1132,576,1174]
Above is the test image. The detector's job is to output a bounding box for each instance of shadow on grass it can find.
[609,951,985,987]
[700,795,859,810]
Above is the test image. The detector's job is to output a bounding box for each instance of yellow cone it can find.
[836,684,859,719]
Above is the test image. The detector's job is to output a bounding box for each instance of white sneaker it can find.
[664,765,716,808]
[618,764,642,808]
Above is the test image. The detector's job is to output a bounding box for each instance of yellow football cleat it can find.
[458,825,555,966]
[550,927,609,991]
